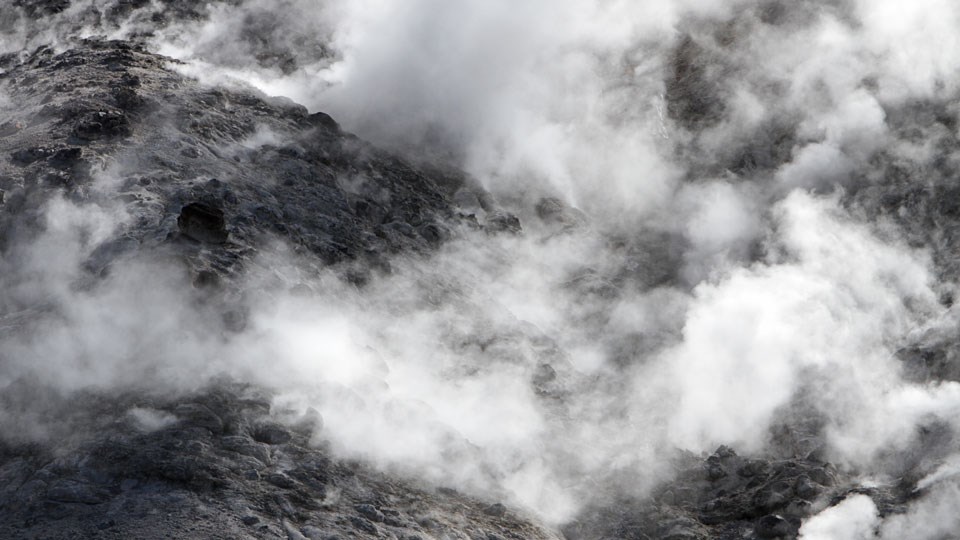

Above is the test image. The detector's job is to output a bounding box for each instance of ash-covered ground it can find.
[3,1,960,539]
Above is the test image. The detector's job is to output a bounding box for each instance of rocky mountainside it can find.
[1,382,562,540]
[0,33,578,540]
[0,36,550,540]
[4,1,960,540]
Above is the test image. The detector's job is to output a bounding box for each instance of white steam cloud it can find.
[4,0,960,532]
[661,191,939,456]
[798,494,879,540]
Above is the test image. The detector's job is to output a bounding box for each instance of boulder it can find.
[485,211,522,234]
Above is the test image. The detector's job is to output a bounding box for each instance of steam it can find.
[799,477,960,540]
[4,0,960,532]
[662,191,939,456]
[878,479,960,539]
[798,494,879,540]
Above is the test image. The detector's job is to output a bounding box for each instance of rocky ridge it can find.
[0,382,559,540]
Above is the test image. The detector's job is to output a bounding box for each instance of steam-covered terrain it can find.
[3,1,960,539]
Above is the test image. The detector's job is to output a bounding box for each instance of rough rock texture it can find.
[565,446,902,540]
[0,383,559,540]
[0,26,551,540]
[0,39,465,280]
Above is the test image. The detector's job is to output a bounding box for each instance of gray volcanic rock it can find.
[0,39,460,280]
[0,382,561,540]
[564,446,848,540]
[0,30,560,540]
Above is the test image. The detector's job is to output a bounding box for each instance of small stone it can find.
[308,111,340,132]
[755,514,793,538]
[418,222,445,245]
[300,526,326,540]
[284,520,309,540]
[274,494,298,517]
[808,465,836,487]
[784,499,813,518]
[738,460,768,478]
[535,197,587,229]
[532,364,557,387]
[252,423,292,445]
[242,515,260,526]
[485,212,522,234]
[483,503,507,517]
[383,516,405,527]
[349,516,378,534]
[221,435,271,464]
[713,445,737,459]
[707,463,727,481]
[753,481,792,513]
[354,503,385,523]
[266,473,296,489]
[794,474,819,500]
[535,197,565,221]
[0,121,21,138]
[73,109,130,140]
[383,220,416,238]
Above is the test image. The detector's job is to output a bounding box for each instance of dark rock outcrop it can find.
[0,39,459,282]
[178,202,228,244]
[565,446,849,540]
[0,382,561,540]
